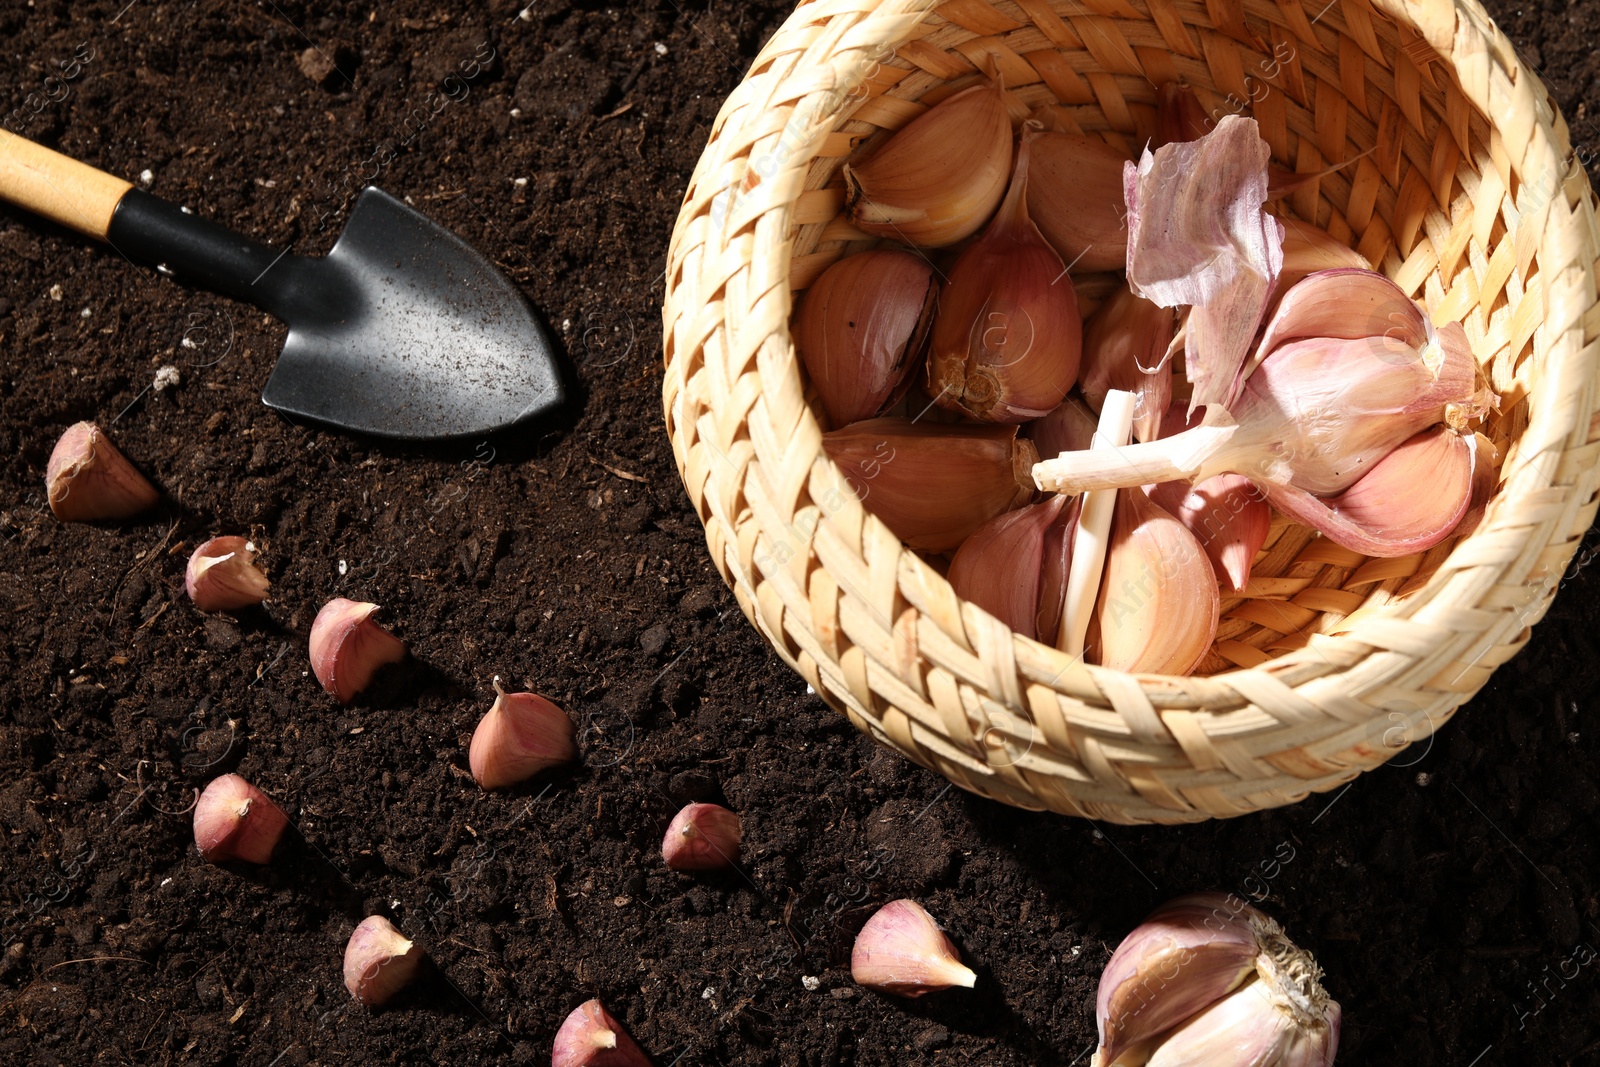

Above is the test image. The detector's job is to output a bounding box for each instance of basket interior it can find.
[777,0,1554,678]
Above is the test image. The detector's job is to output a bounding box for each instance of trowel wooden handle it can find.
[0,128,132,240]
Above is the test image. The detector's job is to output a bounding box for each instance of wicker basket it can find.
[661,0,1600,824]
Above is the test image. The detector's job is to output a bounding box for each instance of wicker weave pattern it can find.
[661,0,1600,823]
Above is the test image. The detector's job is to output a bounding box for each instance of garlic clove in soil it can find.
[1078,282,1176,443]
[662,802,743,871]
[947,493,1079,644]
[927,127,1083,422]
[844,79,1013,248]
[469,679,577,790]
[185,536,270,613]
[552,998,653,1067]
[192,773,289,865]
[309,598,407,704]
[45,421,160,522]
[821,417,1037,552]
[1025,129,1134,273]
[851,899,976,997]
[343,915,424,1007]
[1087,486,1219,675]
[793,250,938,427]
[1095,892,1340,1067]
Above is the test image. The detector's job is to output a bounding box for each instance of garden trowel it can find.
[0,129,565,440]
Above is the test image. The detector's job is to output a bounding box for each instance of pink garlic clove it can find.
[1078,283,1176,443]
[948,494,1079,644]
[343,915,424,1007]
[185,536,271,613]
[192,773,289,865]
[469,680,577,790]
[1029,395,1100,460]
[45,421,160,522]
[551,998,652,1067]
[851,899,976,997]
[1251,267,1428,378]
[661,803,742,871]
[309,598,406,704]
[1148,474,1270,593]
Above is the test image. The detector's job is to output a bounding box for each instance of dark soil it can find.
[2,1,1599,1064]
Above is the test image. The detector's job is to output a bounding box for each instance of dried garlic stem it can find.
[1058,390,1135,657]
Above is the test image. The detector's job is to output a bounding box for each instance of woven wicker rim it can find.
[662,0,1600,824]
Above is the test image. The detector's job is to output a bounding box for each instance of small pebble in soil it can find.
[1415,772,1432,786]
[139,169,154,186]
[802,975,821,991]
[153,365,180,392]
[915,1025,952,1052]
[655,42,669,55]
[640,624,669,655]
[49,284,62,301]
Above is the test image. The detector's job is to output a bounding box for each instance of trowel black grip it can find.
[106,189,296,316]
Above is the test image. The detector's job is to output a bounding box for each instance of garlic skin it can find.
[1079,283,1176,443]
[186,536,271,612]
[192,773,289,865]
[343,915,424,1007]
[948,493,1079,644]
[1026,130,1132,272]
[662,802,743,871]
[928,130,1083,422]
[822,418,1037,552]
[794,250,937,426]
[45,421,160,521]
[469,680,576,790]
[1089,487,1219,675]
[844,80,1013,247]
[309,598,407,704]
[1095,893,1339,1067]
[552,999,652,1067]
[852,899,976,997]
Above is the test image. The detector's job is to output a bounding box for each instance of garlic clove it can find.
[927,128,1083,422]
[851,899,976,997]
[1095,896,1261,1065]
[1028,394,1100,460]
[1251,267,1427,378]
[469,680,577,790]
[45,421,160,522]
[1140,974,1340,1067]
[1026,129,1133,272]
[1089,486,1219,674]
[1277,219,1372,293]
[662,802,743,871]
[1260,425,1475,558]
[552,999,652,1067]
[1079,283,1177,443]
[1149,475,1270,593]
[185,536,271,613]
[947,494,1078,643]
[309,598,407,704]
[1124,115,1284,412]
[794,250,938,427]
[192,773,289,865]
[844,80,1013,247]
[822,417,1038,552]
[343,915,424,1007]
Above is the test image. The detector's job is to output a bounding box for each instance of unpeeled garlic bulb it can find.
[927,129,1083,422]
[851,899,976,997]
[844,80,1013,247]
[822,418,1037,552]
[1095,892,1339,1067]
[794,250,937,426]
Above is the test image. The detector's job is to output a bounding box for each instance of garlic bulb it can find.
[947,494,1078,644]
[1095,892,1339,1067]
[1089,487,1219,675]
[822,418,1037,552]
[1025,130,1132,272]
[1078,282,1176,443]
[927,130,1083,422]
[844,80,1013,247]
[793,250,937,426]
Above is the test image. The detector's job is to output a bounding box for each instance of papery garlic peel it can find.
[662,802,743,871]
[193,773,289,865]
[186,536,271,613]
[469,681,577,790]
[552,998,652,1067]
[309,598,407,704]
[844,80,1013,247]
[928,128,1083,423]
[851,898,976,997]
[343,915,424,1007]
[45,421,160,522]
